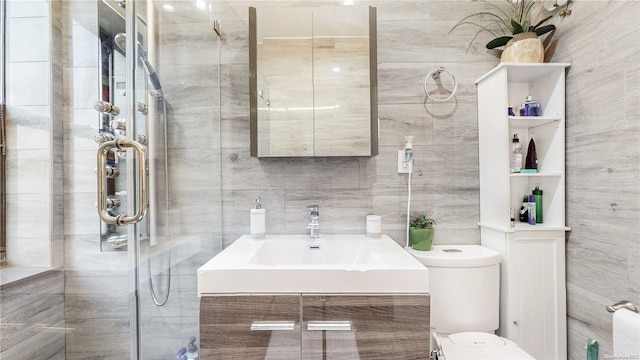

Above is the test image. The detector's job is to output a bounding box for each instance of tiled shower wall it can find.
[0,0,65,357]
[553,2,640,359]
[4,0,63,268]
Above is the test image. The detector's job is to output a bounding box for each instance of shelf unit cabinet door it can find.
[301,295,430,360]
[200,295,301,360]
[477,66,511,229]
[507,231,567,360]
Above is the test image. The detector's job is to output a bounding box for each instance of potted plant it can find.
[409,213,436,251]
[450,0,573,62]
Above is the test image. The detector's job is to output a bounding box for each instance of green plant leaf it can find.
[535,24,556,36]
[409,215,436,229]
[511,19,523,34]
[531,15,552,31]
[486,36,513,49]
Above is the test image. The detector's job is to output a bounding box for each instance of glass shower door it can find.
[123,0,222,358]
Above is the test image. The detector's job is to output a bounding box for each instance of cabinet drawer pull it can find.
[250,321,295,331]
[307,321,352,331]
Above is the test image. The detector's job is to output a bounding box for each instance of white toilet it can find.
[407,245,535,360]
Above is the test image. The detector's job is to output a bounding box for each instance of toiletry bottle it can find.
[533,186,543,223]
[524,95,541,116]
[510,207,515,227]
[186,336,199,360]
[250,197,265,239]
[525,138,538,170]
[527,195,536,225]
[519,103,526,116]
[511,134,522,173]
[508,105,515,116]
[519,195,529,222]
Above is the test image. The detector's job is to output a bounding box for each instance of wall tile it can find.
[8,0,48,18]
[221,148,362,190]
[4,105,51,150]
[64,318,130,360]
[70,23,99,68]
[7,62,50,106]
[555,1,640,355]
[5,149,50,194]
[71,66,99,109]
[64,234,128,272]
[8,17,50,62]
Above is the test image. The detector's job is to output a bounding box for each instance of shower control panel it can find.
[95,98,127,252]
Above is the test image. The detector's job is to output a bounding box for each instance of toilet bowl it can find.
[407,245,534,360]
[434,332,533,360]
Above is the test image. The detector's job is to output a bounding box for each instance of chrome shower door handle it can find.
[97,138,148,226]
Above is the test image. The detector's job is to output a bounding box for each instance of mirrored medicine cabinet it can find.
[249,5,378,157]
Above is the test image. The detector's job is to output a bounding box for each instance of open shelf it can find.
[508,116,561,129]
[509,172,562,178]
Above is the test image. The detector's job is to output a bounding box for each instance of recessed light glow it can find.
[195,0,206,10]
[343,0,354,5]
[162,4,175,12]
[332,67,341,72]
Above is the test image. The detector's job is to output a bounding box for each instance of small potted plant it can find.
[409,213,436,251]
[450,0,573,62]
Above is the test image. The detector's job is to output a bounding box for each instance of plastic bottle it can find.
[527,195,536,225]
[511,134,522,173]
[524,95,541,116]
[533,186,543,224]
[519,195,529,222]
[250,197,265,239]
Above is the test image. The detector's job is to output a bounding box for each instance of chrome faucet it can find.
[307,205,320,239]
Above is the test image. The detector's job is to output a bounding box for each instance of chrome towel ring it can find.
[423,67,457,102]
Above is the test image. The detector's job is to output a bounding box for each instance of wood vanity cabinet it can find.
[200,294,430,360]
[200,295,301,359]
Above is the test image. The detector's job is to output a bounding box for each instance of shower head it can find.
[113,32,163,92]
[114,32,127,52]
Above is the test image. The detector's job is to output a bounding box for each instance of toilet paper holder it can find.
[606,300,638,313]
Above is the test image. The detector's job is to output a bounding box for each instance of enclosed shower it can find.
[86,0,222,357]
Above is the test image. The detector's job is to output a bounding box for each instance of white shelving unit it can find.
[476,63,570,360]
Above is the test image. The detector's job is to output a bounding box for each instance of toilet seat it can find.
[435,332,535,360]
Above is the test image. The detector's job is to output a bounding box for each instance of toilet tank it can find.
[407,245,501,334]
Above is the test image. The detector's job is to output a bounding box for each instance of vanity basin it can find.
[197,235,429,294]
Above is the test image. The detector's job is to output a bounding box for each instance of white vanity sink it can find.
[197,235,429,294]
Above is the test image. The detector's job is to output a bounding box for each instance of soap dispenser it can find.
[403,135,414,171]
[250,197,265,239]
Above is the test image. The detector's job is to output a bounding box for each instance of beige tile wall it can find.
[553,2,640,359]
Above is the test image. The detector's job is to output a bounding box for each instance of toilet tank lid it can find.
[407,245,501,268]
